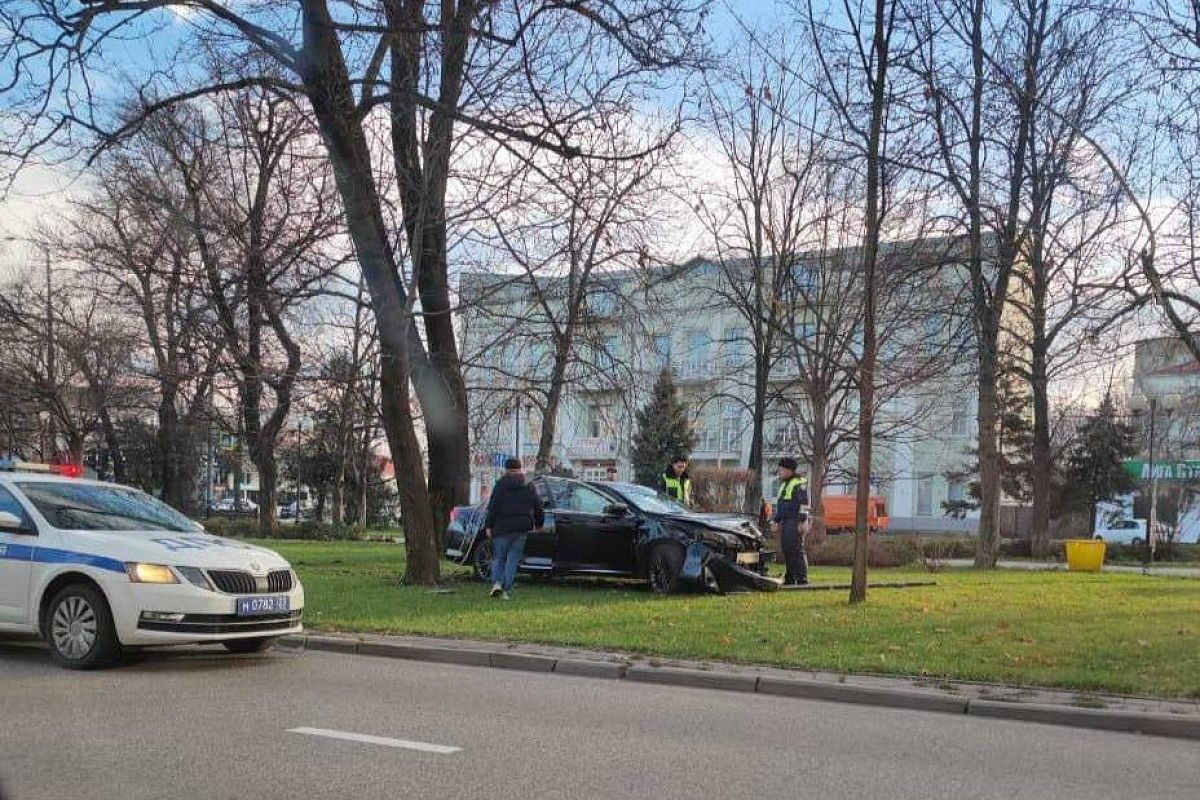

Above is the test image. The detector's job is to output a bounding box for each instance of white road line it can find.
[287,727,462,754]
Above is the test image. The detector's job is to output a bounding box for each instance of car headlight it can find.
[125,563,179,584]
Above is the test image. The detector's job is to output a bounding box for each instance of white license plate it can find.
[736,552,760,566]
[235,595,290,616]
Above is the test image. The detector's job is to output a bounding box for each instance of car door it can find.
[522,478,559,571]
[553,482,638,573]
[0,484,37,625]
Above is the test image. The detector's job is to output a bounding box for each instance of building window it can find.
[652,334,671,367]
[916,474,934,517]
[587,404,609,439]
[720,400,743,452]
[722,327,747,370]
[793,262,818,293]
[687,329,710,370]
[951,398,972,437]
[947,480,966,504]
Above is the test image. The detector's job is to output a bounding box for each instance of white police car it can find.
[0,459,304,669]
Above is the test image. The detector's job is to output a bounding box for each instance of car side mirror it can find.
[603,503,629,518]
[0,511,32,535]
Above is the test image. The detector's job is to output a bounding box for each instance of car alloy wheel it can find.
[51,595,97,661]
[647,544,682,595]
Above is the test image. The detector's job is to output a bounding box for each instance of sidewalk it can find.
[281,629,1200,740]
[943,559,1200,577]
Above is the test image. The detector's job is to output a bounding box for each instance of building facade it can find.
[459,241,988,532]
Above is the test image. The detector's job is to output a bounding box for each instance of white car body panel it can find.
[0,473,303,646]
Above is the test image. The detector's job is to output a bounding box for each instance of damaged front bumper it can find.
[681,542,781,593]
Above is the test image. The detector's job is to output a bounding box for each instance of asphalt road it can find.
[0,640,1195,800]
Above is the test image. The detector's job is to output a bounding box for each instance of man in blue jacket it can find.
[771,457,810,586]
[484,458,545,600]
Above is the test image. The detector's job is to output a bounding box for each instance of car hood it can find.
[65,530,292,570]
[660,513,765,546]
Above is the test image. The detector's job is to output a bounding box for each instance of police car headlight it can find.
[125,563,179,584]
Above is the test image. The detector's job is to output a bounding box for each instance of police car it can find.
[0,459,304,669]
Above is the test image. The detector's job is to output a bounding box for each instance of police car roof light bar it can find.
[0,458,82,477]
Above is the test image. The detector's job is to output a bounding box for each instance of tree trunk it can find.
[255,449,279,537]
[810,403,830,540]
[850,0,888,605]
[975,346,1002,567]
[158,392,186,510]
[743,359,767,516]
[1030,335,1052,557]
[300,0,440,582]
[535,344,570,470]
[98,406,127,484]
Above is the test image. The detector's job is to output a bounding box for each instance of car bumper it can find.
[105,578,305,646]
[681,543,780,592]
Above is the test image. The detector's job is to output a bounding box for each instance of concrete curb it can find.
[279,634,1199,741]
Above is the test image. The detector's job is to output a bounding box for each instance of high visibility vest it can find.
[778,476,806,502]
[664,475,692,504]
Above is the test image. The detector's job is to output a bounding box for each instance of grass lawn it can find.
[254,539,1200,699]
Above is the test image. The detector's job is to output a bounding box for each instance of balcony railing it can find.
[567,437,619,459]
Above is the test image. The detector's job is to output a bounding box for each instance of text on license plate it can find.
[235,595,290,616]
[736,552,760,565]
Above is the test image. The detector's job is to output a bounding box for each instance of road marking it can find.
[287,727,461,754]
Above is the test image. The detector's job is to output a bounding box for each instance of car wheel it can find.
[1093,535,1104,541]
[1131,537,1143,546]
[472,538,493,582]
[45,583,122,670]
[647,544,683,595]
[223,637,278,654]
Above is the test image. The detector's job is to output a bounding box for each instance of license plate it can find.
[736,551,760,566]
[235,595,290,616]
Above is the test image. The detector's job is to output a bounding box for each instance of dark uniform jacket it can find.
[485,473,545,537]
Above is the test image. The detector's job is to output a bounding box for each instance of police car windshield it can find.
[20,482,202,533]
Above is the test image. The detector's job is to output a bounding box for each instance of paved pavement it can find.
[1,641,1196,800]
[943,559,1200,577]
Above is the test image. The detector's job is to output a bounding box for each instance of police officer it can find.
[770,457,809,586]
[659,455,692,505]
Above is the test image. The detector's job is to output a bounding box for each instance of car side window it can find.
[563,484,613,515]
[0,485,32,530]
[533,479,556,508]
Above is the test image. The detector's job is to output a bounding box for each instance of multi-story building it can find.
[459,237,992,532]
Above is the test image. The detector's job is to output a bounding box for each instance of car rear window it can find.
[19,482,203,533]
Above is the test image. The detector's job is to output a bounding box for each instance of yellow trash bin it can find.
[1065,539,1106,572]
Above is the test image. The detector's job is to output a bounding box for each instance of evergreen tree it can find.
[1065,394,1138,532]
[631,369,696,487]
[943,368,1036,518]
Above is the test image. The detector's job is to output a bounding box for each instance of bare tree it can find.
[0,0,707,584]
[464,114,672,473]
[696,28,828,515]
[802,0,913,601]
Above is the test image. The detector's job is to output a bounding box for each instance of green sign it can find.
[1124,460,1200,481]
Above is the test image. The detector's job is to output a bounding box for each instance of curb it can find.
[280,634,1199,741]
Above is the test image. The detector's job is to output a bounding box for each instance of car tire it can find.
[1093,535,1104,541]
[223,637,278,654]
[472,538,494,583]
[647,544,683,595]
[44,583,122,670]
[1131,537,1143,546]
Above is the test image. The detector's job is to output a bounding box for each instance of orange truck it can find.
[816,494,890,534]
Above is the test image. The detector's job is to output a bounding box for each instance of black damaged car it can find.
[444,477,779,594]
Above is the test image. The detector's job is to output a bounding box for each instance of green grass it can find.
[254,539,1200,699]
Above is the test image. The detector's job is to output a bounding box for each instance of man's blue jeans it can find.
[490,534,527,592]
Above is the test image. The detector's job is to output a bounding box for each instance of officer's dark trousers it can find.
[780,518,809,585]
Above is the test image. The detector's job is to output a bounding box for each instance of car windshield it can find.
[20,482,203,533]
[609,483,691,515]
